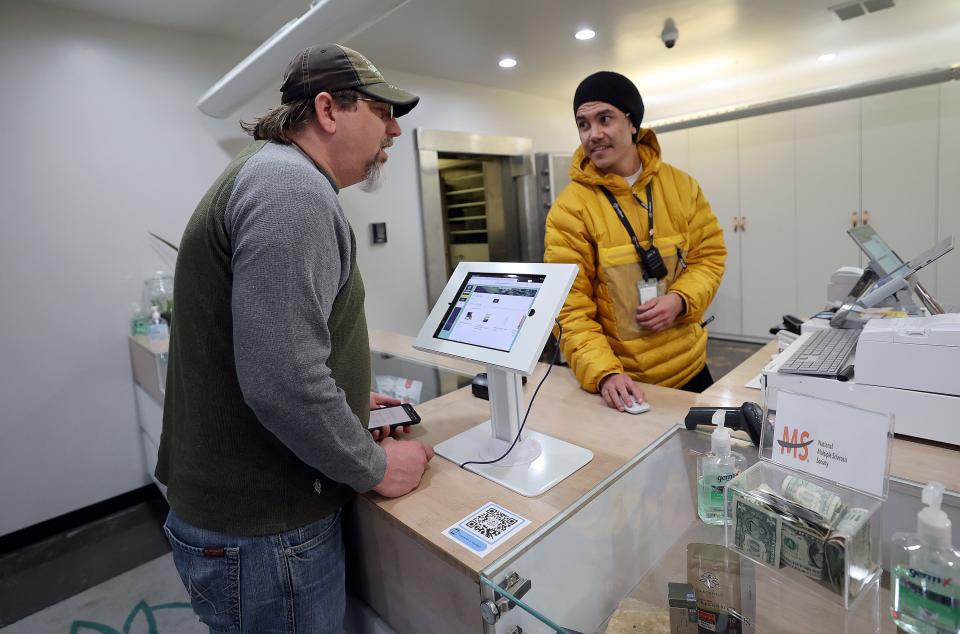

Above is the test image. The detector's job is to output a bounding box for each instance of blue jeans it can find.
[163,508,345,634]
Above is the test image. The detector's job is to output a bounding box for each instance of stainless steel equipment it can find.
[529,152,573,264]
[417,129,534,306]
[415,131,575,308]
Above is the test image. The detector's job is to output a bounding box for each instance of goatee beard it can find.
[360,157,382,193]
[360,139,392,192]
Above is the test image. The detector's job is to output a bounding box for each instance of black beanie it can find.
[573,71,644,131]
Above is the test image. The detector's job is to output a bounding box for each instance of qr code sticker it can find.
[463,506,519,542]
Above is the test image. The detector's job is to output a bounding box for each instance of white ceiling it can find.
[32,0,960,119]
[30,0,311,43]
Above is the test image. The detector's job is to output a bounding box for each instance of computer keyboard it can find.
[778,328,860,378]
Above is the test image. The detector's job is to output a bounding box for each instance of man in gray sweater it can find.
[156,44,433,633]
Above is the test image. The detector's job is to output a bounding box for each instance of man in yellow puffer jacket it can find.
[545,71,726,410]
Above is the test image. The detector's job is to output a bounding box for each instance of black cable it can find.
[460,320,563,469]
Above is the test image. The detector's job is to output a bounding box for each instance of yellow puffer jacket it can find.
[544,128,726,390]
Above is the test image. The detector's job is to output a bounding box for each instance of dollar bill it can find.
[733,494,781,568]
[781,476,845,523]
[825,507,873,596]
[750,487,828,534]
[781,520,826,580]
[754,484,778,497]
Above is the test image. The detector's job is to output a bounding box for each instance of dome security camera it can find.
[661,18,678,49]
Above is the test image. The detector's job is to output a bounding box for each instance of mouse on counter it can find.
[623,400,651,414]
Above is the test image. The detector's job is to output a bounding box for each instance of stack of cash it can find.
[732,493,782,568]
[824,507,872,596]
[781,476,844,523]
[730,476,875,597]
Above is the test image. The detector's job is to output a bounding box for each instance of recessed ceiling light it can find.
[710,79,727,88]
[818,52,838,62]
[499,57,517,69]
[575,28,596,41]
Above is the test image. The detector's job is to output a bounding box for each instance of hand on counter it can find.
[372,437,435,498]
[635,292,683,332]
[599,373,646,411]
[370,425,412,441]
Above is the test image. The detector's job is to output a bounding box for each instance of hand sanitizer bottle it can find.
[698,410,746,525]
[891,482,959,633]
[130,303,149,336]
[147,305,170,343]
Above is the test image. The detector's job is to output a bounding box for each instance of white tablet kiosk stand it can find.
[413,262,593,496]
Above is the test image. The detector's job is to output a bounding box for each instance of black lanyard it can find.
[600,182,654,260]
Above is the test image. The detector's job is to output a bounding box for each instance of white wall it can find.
[0,0,277,536]
[339,69,578,336]
[0,1,579,535]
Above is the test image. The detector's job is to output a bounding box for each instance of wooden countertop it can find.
[368,329,483,377]
[360,334,960,578]
[695,340,960,490]
[361,333,699,577]
[128,334,168,356]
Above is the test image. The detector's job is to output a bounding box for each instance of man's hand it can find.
[599,373,646,411]
[369,391,411,440]
[370,391,401,410]
[371,437,435,498]
[635,293,684,332]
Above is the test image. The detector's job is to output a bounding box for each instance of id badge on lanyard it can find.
[638,278,659,305]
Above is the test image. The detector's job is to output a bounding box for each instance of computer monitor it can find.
[856,236,954,308]
[832,230,954,327]
[414,262,593,496]
[848,225,905,276]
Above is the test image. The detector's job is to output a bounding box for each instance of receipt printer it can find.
[827,266,866,305]
[855,314,960,396]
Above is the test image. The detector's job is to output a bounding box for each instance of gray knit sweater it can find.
[156,140,386,535]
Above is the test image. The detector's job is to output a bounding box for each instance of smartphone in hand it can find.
[368,403,421,433]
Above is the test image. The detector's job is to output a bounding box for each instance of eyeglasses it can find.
[356,97,394,122]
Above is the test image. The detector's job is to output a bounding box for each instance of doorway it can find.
[416,129,537,307]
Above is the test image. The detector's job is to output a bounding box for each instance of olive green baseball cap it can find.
[280,44,420,117]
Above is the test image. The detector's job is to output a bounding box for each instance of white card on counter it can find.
[771,391,892,497]
[442,502,530,557]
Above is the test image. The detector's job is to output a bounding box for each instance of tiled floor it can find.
[707,337,764,382]
[0,555,202,634]
[0,492,171,628]
[0,337,766,631]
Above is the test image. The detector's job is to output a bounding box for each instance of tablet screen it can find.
[433,273,545,352]
[848,226,904,275]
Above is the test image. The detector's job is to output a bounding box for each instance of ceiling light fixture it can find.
[499,57,518,68]
[818,52,838,62]
[196,0,411,118]
[575,28,596,41]
[710,79,727,88]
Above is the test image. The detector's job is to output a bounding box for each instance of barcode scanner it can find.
[684,402,764,447]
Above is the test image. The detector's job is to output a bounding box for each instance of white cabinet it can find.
[795,100,862,316]
[129,336,167,492]
[657,84,952,342]
[938,81,960,310]
[861,86,941,289]
[655,128,690,169]
[687,122,742,337]
[738,111,798,338]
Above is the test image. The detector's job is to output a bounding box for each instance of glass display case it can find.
[475,426,960,634]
